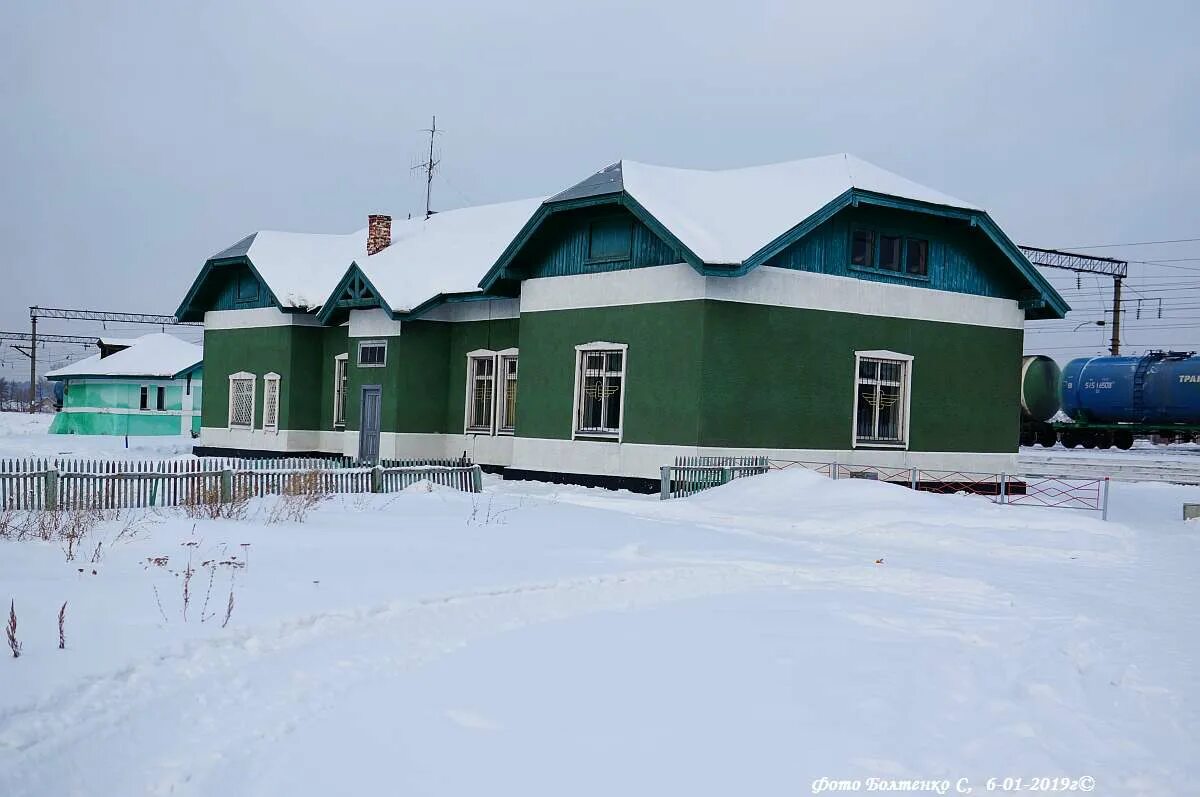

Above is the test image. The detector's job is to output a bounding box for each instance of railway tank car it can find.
[1018,355,1062,447]
[1056,351,1200,448]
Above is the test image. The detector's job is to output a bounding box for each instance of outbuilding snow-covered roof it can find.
[46,334,202,380]
[355,198,545,313]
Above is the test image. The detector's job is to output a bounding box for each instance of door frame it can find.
[358,384,383,463]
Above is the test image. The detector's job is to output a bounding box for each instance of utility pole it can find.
[1109,277,1122,356]
[28,313,36,412]
[1019,246,1128,356]
[412,115,441,220]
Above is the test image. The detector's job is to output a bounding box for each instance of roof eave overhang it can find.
[732,188,1069,319]
[477,193,706,293]
[175,253,285,322]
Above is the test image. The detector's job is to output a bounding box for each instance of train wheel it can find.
[1113,430,1134,450]
[1094,430,1114,449]
[1060,430,1080,449]
[1037,429,1058,448]
[1081,433,1097,449]
[1020,429,1035,446]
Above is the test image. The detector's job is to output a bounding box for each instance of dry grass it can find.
[181,483,249,520]
[263,470,328,525]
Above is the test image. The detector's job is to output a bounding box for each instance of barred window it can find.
[498,355,518,433]
[228,372,255,430]
[575,346,625,437]
[333,354,348,428]
[854,354,911,446]
[466,355,495,433]
[262,373,280,432]
[358,340,386,367]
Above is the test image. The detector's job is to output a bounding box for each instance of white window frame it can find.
[228,371,256,431]
[357,339,387,368]
[262,372,281,433]
[851,350,913,449]
[464,349,498,434]
[332,353,348,428]
[497,348,519,434]
[571,342,628,441]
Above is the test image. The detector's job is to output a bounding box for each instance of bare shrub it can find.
[182,483,248,521]
[6,601,19,659]
[263,470,328,525]
[221,578,236,629]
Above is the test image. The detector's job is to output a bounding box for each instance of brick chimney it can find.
[366,214,391,255]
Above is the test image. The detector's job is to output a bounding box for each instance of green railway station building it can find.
[46,334,203,437]
[176,154,1068,488]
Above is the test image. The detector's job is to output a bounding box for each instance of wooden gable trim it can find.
[737,189,1069,320]
[476,194,705,293]
[175,255,284,322]
[315,263,392,325]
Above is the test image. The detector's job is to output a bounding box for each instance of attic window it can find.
[905,239,928,276]
[236,272,259,301]
[851,230,875,266]
[587,218,633,262]
[879,235,901,271]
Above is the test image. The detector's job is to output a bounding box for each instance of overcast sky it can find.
[3,0,1198,375]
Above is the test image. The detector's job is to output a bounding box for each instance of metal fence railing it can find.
[0,456,482,511]
[664,457,1112,519]
[659,456,770,499]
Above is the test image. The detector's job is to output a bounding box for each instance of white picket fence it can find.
[0,457,482,511]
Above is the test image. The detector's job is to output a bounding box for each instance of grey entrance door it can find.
[358,385,382,463]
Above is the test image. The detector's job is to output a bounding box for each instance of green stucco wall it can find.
[202,323,347,430]
[513,300,1020,453]
[698,302,1020,452]
[514,303,706,445]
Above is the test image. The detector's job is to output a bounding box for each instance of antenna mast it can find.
[414,115,441,219]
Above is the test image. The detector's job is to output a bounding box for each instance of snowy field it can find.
[0,416,1198,795]
[0,412,194,460]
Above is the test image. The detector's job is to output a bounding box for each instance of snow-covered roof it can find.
[46,334,202,380]
[356,198,544,313]
[97,337,140,349]
[225,229,368,310]
[612,154,977,265]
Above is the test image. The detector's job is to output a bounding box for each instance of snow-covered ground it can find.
[0,412,195,459]
[1,462,1197,796]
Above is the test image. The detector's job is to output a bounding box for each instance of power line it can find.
[1064,237,1200,249]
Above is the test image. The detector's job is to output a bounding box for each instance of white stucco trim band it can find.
[520,263,1025,330]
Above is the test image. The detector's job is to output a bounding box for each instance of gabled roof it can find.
[481,154,1069,318]
[321,198,544,320]
[226,228,367,310]
[46,334,202,380]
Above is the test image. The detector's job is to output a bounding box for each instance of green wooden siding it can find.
[192,262,275,314]
[764,205,1026,301]
[511,206,682,281]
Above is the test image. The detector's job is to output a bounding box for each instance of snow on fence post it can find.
[660,466,671,500]
[44,467,59,511]
[219,468,234,504]
[371,465,383,494]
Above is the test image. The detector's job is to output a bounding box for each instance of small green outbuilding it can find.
[46,334,203,437]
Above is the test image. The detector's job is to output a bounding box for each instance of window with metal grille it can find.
[498,355,518,433]
[262,373,280,432]
[228,373,255,430]
[466,356,495,433]
[358,340,386,367]
[575,347,625,437]
[854,355,910,446]
[333,354,348,428]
